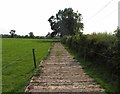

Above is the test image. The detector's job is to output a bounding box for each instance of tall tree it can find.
[29,32,34,38]
[9,30,16,38]
[46,32,51,38]
[48,8,84,37]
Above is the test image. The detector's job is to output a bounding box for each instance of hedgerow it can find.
[61,31,120,92]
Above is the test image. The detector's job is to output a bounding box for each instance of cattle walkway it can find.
[25,43,105,93]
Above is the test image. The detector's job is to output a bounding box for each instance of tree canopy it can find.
[29,32,34,38]
[48,8,84,37]
[9,30,16,38]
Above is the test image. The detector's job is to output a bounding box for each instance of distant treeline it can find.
[1,34,45,39]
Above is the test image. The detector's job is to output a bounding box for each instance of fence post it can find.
[84,47,86,62]
[32,49,36,68]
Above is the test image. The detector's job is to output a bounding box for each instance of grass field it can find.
[2,38,53,92]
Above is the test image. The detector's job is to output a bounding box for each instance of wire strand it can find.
[85,0,115,23]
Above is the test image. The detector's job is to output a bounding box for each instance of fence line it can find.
[70,44,120,60]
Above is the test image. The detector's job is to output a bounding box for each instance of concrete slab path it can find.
[25,43,105,93]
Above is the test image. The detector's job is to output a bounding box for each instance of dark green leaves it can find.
[48,8,84,37]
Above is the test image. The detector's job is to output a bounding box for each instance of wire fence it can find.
[73,44,120,61]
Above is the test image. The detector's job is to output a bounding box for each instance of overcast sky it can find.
[0,0,119,36]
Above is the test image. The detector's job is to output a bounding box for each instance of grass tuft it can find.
[56,51,63,56]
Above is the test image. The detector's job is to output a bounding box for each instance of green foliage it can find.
[56,51,63,56]
[29,32,34,38]
[114,27,120,40]
[48,8,84,37]
[2,38,53,92]
[62,32,120,93]
[113,28,120,92]
[9,30,16,38]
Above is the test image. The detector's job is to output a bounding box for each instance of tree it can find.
[24,35,29,38]
[114,27,120,40]
[9,30,16,38]
[46,32,51,38]
[29,32,34,38]
[48,8,84,37]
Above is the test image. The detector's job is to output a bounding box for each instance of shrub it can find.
[61,32,119,90]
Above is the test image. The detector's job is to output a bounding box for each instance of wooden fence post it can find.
[32,49,36,68]
[84,47,86,62]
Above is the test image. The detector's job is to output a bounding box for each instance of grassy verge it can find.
[2,38,54,92]
[63,44,116,94]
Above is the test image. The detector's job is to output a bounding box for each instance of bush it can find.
[61,32,120,92]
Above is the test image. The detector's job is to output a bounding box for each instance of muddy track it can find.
[25,43,105,93]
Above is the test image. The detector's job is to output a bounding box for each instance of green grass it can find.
[56,51,63,56]
[2,38,53,92]
[63,45,116,94]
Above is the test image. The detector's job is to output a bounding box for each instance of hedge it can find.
[61,32,120,92]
